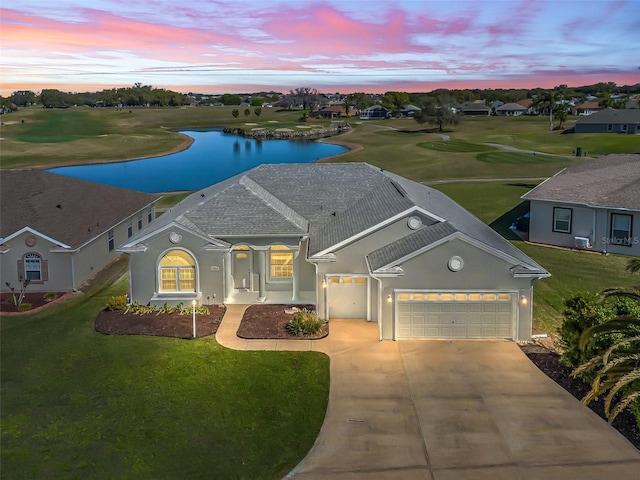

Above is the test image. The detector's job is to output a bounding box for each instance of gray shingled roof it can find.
[367,222,457,272]
[575,108,640,125]
[0,170,157,249]
[120,162,546,274]
[522,154,640,210]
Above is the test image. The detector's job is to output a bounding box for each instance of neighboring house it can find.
[522,154,640,256]
[0,170,158,293]
[495,103,529,116]
[455,101,491,116]
[574,108,640,134]
[397,104,421,117]
[314,105,347,118]
[572,100,603,116]
[359,106,389,119]
[119,163,549,341]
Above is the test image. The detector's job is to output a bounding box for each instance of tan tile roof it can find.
[1,170,158,248]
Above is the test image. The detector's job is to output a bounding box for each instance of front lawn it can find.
[0,268,329,479]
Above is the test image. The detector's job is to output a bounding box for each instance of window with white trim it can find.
[607,124,613,132]
[108,229,114,251]
[127,222,133,238]
[621,124,628,133]
[269,245,293,279]
[611,213,632,246]
[148,209,153,223]
[137,214,143,230]
[24,253,42,281]
[159,250,196,292]
[553,207,572,233]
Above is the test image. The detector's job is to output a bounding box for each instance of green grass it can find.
[433,181,638,334]
[156,191,193,208]
[15,109,110,143]
[476,151,564,164]
[1,273,329,479]
[417,139,495,152]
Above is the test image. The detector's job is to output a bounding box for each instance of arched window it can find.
[270,245,293,279]
[159,250,196,292]
[24,253,42,281]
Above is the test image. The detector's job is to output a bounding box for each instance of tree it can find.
[244,108,251,116]
[221,94,242,106]
[232,109,239,119]
[254,107,262,118]
[382,91,410,114]
[413,96,461,132]
[532,90,563,131]
[282,87,320,110]
[572,294,640,423]
[555,108,568,129]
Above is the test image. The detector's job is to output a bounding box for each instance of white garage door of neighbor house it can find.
[328,276,368,319]
[396,292,515,339]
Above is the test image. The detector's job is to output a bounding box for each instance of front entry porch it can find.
[225,289,315,305]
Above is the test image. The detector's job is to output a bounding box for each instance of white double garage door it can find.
[396,291,516,339]
[327,277,516,340]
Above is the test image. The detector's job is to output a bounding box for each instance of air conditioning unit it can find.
[575,236,592,249]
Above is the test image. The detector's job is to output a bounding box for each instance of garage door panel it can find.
[396,292,515,339]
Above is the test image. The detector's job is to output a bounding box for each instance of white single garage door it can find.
[396,292,515,339]
[328,276,368,319]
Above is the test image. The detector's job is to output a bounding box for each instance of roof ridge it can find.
[239,175,309,232]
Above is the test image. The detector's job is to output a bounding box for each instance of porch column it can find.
[224,251,232,301]
[291,249,300,302]
[256,248,267,302]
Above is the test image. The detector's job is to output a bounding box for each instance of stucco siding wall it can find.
[376,238,535,340]
[1,233,73,292]
[530,201,640,256]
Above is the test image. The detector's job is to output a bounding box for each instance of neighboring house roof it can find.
[496,103,528,112]
[456,101,491,113]
[0,170,158,249]
[522,154,640,211]
[122,163,546,276]
[517,99,533,108]
[573,100,602,111]
[575,108,640,125]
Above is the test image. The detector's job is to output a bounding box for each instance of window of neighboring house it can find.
[269,245,293,279]
[159,250,196,292]
[24,253,42,281]
[137,214,143,230]
[108,229,114,251]
[621,124,628,133]
[611,213,633,246]
[607,124,613,132]
[553,207,572,233]
[148,209,153,223]
[127,222,133,238]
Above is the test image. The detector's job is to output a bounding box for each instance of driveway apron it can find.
[216,306,640,479]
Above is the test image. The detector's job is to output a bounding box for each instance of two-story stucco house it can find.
[523,154,640,256]
[0,170,158,293]
[119,163,548,341]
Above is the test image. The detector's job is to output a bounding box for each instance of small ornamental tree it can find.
[232,108,239,119]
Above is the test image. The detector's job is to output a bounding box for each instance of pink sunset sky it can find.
[1,0,638,96]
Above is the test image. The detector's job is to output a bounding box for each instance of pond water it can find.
[47,129,348,193]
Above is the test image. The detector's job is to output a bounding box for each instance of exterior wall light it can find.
[387,294,393,304]
[322,278,327,288]
[520,295,528,305]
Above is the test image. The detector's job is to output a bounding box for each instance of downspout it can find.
[70,254,77,292]
[127,255,132,302]
[373,275,383,341]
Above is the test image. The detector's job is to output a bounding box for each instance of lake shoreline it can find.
[25,126,357,171]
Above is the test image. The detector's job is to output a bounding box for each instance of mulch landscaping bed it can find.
[521,344,640,450]
[0,292,68,314]
[237,304,328,339]
[95,305,226,339]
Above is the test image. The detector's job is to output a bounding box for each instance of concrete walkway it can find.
[216,305,640,480]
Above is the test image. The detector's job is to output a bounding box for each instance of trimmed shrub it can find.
[43,292,58,301]
[18,303,32,312]
[286,309,323,336]
[106,294,128,311]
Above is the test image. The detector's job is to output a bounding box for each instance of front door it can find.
[232,251,251,290]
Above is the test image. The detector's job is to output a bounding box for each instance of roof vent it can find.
[407,216,422,230]
[56,204,62,209]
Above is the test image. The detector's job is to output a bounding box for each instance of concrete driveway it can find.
[216,307,640,479]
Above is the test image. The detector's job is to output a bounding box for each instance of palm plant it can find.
[533,90,562,131]
[572,290,640,423]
